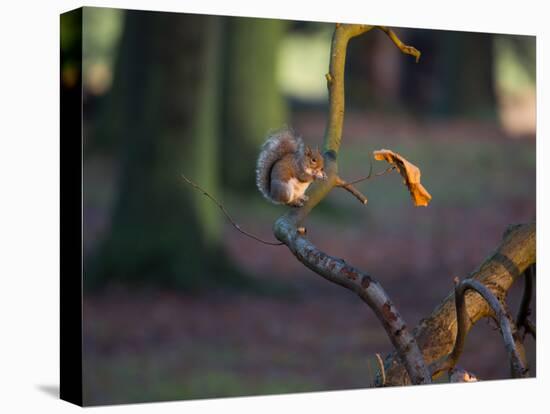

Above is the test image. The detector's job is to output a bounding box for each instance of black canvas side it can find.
[60,7,83,407]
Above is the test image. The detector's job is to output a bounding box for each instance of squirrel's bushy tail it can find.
[256,127,303,203]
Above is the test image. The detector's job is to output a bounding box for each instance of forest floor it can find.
[83,113,536,405]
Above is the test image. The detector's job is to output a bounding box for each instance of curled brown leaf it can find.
[373,149,432,207]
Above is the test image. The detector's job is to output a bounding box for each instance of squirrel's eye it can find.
[312,158,316,163]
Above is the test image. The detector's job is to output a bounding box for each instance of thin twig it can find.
[375,353,386,386]
[181,175,284,246]
[376,26,421,63]
[430,277,469,379]
[432,277,528,379]
[346,166,396,186]
[335,176,368,205]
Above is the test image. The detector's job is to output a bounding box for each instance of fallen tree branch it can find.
[432,277,528,379]
[458,279,528,378]
[345,165,396,186]
[382,222,535,386]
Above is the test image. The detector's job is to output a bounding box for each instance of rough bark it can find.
[383,223,535,385]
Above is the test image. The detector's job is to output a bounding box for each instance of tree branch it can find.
[382,222,535,386]
[272,24,431,385]
[274,217,431,384]
[335,176,368,205]
[458,279,528,378]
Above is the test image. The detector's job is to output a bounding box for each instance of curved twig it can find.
[455,278,528,378]
[182,175,284,246]
[432,277,528,379]
[376,26,421,63]
[429,277,469,379]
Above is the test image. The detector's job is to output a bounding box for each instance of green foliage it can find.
[278,25,333,102]
[494,35,536,96]
[82,7,124,94]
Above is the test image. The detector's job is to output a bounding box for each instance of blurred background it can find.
[62,7,536,405]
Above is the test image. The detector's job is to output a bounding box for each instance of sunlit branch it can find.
[273,24,431,385]
[383,223,535,385]
[377,26,421,63]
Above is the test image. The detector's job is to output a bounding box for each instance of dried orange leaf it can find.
[373,149,432,207]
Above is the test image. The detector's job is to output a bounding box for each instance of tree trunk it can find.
[440,31,496,117]
[400,29,497,118]
[221,17,288,191]
[87,10,245,290]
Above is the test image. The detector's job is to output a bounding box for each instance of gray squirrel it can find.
[256,128,327,207]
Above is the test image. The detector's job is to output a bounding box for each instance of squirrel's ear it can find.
[305,146,312,155]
